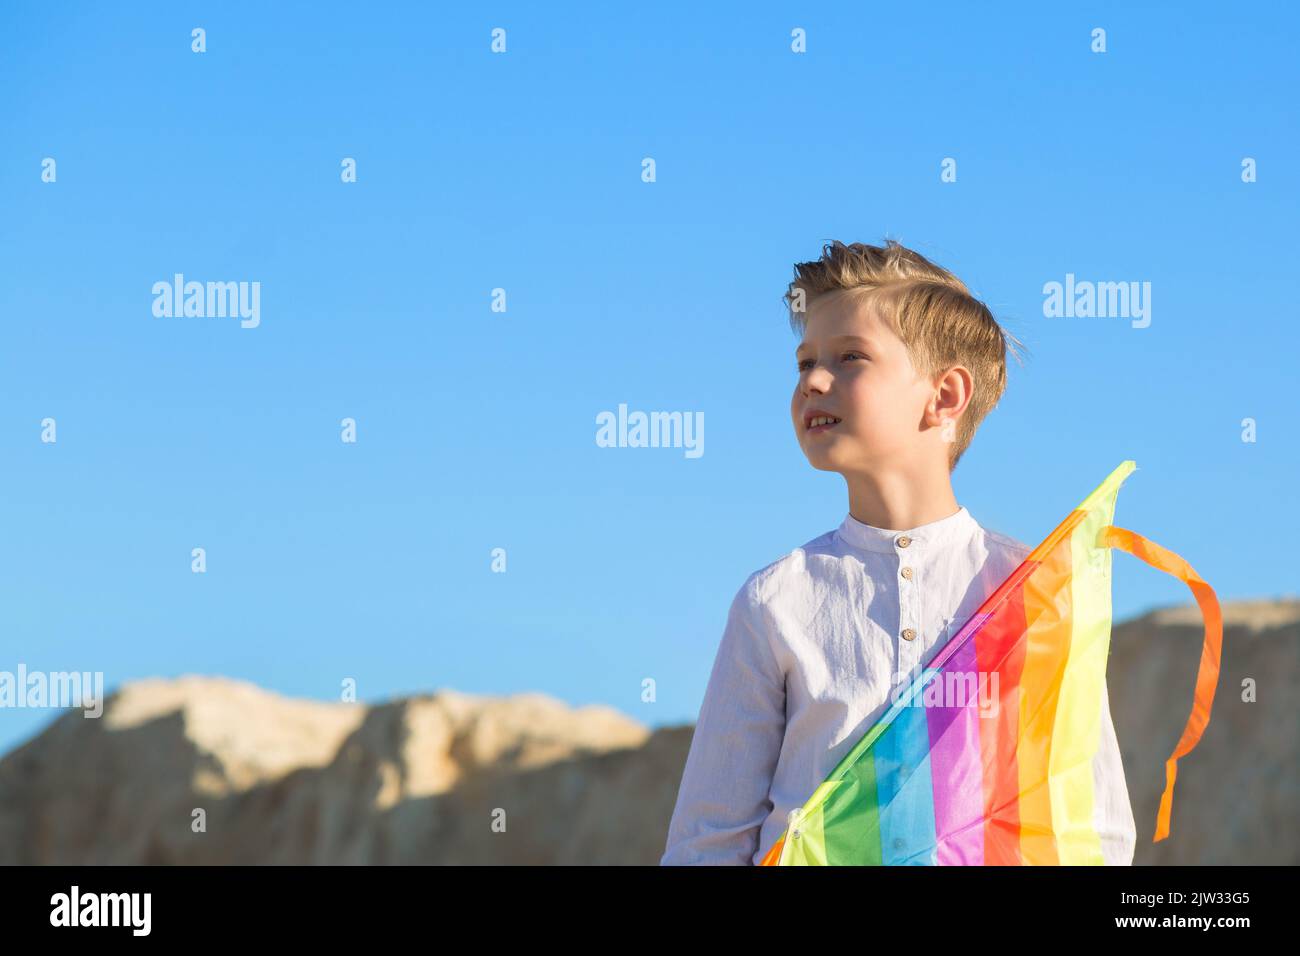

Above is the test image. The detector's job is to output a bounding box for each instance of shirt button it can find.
[893,837,906,851]
[896,535,911,548]
[900,566,913,580]
[901,628,917,641]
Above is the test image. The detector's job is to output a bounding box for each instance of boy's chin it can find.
[803,441,886,474]
[802,449,850,473]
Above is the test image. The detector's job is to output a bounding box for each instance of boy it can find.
[660,239,1136,866]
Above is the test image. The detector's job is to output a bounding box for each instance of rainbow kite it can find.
[759,460,1222,866]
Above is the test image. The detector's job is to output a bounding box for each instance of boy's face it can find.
[791,290,937,473]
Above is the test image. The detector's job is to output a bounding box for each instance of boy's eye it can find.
[797,352,866,373]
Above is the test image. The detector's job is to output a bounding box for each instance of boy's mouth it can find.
[805,414,842,435]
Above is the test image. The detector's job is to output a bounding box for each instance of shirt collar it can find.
[835,505,978,555]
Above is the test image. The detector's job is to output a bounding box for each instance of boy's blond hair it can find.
[784,239,1023,472]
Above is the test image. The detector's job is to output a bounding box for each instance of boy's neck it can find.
[843,467,961,532]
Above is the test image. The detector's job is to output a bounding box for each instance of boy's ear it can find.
[928,365,974,425]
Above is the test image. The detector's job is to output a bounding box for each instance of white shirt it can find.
[660,505,1137,866]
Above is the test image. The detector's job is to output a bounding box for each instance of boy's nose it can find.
[802,370,831,394]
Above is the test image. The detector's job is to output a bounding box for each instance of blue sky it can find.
[2,2,1296,755]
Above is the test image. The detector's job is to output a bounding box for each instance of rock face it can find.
[0,598,1294,865]
[1108,598,1299,865]
[0,677,670,865]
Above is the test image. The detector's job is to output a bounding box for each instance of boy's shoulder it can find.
[731,528,842,608]
[981,525,1033,560]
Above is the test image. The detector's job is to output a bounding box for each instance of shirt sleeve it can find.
[659,577,787,865]
[1094,678,1138,865]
